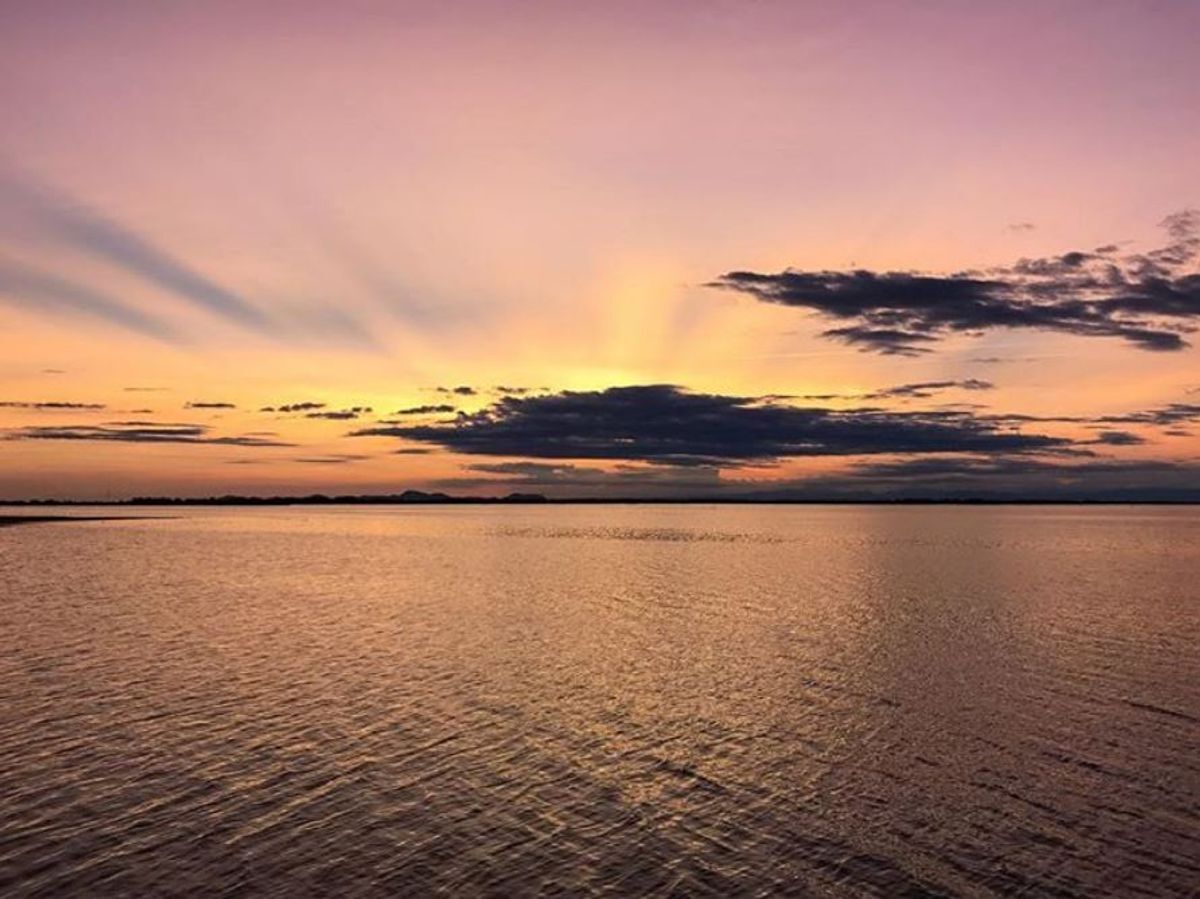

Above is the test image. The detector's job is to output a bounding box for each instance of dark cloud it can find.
[867,379,993,399]
[433,460,722,493]
[353,384,1068,465]
[123,386,169,392]
[710,211,1200,354]
[821,324,940,355]
[0,401,106,410]
[392,404,457,415]
[1007,222,1037,232]
[968,356,1044,365]
[261,402,326,413]
[291,454,371,464]
[493,386,549,396]
[306,406,373,420]
[185,401,236,409]
[845,455,1187,483]
[824,455,1200,498]
[437,450,1200,502]
[104,420,196,426]
[1096,403,1200,427]
[805,379,994,401]
[436,385,477,396]
[42,369,66,374]
[5,422,293,446]
[467,461,586,478]
[1,171,269,332]
[978,400,1200,431]
[392,447,433,455]
[935,402,990,411]
[736,455,1200,502]
[0,260,179,343]
[1085,430,1146,446]
[976,412,1089,425]
[830,456,1195,496]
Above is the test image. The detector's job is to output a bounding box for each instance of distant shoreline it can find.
[2,494,1199,508]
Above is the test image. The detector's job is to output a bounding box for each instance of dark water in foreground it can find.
[1,505,1197,897]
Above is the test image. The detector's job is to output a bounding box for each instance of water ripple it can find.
[1,504,1197,896]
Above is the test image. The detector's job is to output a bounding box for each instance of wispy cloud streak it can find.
[0,171,270,332]
[0,259,180,342]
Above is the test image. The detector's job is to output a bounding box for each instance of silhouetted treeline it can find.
[4,490,548,507]
[3,492,1198,506]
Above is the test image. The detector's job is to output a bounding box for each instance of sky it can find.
[1,0,1199,500]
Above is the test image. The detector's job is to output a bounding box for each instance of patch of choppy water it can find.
[1,505,1197,896]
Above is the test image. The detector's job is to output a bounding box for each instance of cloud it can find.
[436,385,477,396]
[968,356,1044,364]
[843,455,1190,483]
[352,384,1068,465]
[976,401,1200,431]
[436,447,1200,501]
[804,379,995,401]
[392,404,457,415]
[865,379,993,399]
[710,211,1200,354]
[0,401,105,410]
[821,325,941,355]
[466,461,588,478]
[0,260,179,343]
[306,406,373,420]
[291,454,371,464]
[432,460,723,493]
[1097,403,1200,426]
[104,420,197,426]
[5,422,294,446]
[737,455,1200,502]
[124,386,169,392]
[261,401,326,413]
[434,448,1200,500]
[0,171,269,332]
[1085,430,1146,446]
[186,401,236,409]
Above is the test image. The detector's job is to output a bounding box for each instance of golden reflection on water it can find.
[1,505,1197,895]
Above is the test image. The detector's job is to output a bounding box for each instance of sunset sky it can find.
[2,0,1199,499]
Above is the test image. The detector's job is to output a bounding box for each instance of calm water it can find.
[1,505,1197,897]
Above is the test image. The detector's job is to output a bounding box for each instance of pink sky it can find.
[1,1,1198,499]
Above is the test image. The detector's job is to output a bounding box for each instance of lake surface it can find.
[1,505,1197,896]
